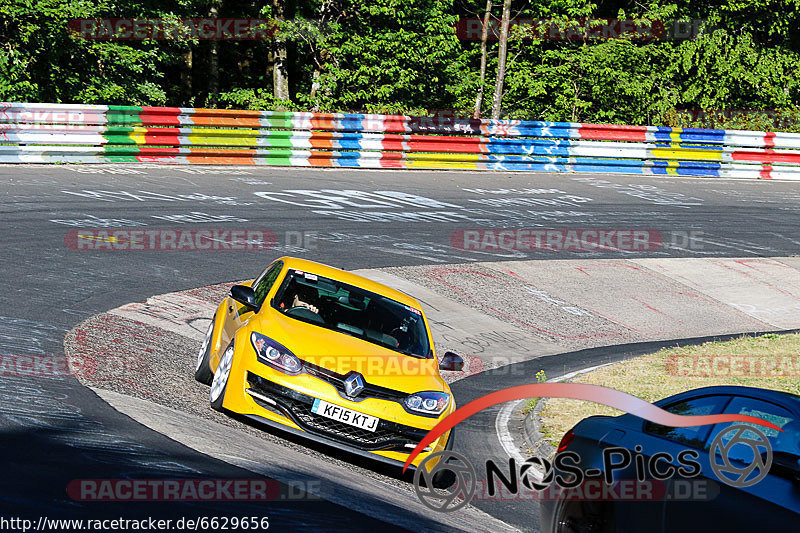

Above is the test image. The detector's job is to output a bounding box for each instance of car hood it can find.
[253,311,445,394]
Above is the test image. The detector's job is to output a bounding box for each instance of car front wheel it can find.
[194,317,216,385]
[210,341,234,411]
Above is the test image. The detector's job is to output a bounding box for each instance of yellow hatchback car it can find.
[194,257,463,472]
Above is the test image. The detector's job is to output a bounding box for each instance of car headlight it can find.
[250,332,302,375]
[404,391,450,416]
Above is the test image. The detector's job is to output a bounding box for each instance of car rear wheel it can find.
[194,318,215,385]
[556,499,613,533]
[210,341,234,411]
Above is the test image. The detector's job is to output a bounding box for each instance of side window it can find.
[253,261,284,308]
[644,395,731,448]
[706,397,796,463]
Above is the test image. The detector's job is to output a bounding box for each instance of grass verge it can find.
[538,333,800,446]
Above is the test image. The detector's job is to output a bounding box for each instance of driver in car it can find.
[280,283,320,314]
[291,292,318,314]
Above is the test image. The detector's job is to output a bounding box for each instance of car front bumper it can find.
[221,357,451,471]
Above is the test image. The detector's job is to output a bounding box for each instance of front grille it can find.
[246,372,427,451]
[302,362,408,403]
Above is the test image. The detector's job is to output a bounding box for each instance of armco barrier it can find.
[2,102,800,179]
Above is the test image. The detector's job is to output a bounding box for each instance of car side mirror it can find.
[230,284,257,310]
[439,351,464,371]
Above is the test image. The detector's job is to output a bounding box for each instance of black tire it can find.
[194,317,216,385]
[432,428,457,489]
[210,341,235,412]
[555,498,613,533]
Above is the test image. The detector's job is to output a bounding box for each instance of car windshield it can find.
[271,269,432,358]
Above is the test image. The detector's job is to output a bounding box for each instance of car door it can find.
[219,260,284,357]
[663,397,800,531]
[604,394,732,533]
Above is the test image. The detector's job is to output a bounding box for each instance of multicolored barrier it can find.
[2,102,800,179]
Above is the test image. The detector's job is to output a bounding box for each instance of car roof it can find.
[655,385,800,413]
[599,385,800,430]
[276,256,423,310]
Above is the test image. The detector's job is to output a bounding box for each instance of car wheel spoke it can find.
[196,321,214,371]
[210,346,233,402]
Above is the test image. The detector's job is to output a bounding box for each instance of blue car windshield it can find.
[272,269,432,358]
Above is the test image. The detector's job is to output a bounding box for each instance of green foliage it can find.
[0,0,169,104]
[491,0,800,126]
[1,0,799,130]
[675,29,800,111]
[293,0,469,113]
[522,369,549,414]
[214,88,296,111]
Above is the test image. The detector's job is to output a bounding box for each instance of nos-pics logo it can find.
[413,424,774,512]
[404,384,781,513]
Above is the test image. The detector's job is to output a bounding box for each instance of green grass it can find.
[538,333,800,446]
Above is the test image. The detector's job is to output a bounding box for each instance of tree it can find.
[294,0,464,114]
[473,0,493,118]
[2,0,800,132]
[207,1,222,106]
[272,0,290,101]
[490,0,510,119]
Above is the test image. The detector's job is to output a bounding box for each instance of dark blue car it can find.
[540,386,800,532]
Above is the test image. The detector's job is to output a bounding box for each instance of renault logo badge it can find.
[344,372,365,398]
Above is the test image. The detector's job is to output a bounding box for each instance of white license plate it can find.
[311,399,379,432]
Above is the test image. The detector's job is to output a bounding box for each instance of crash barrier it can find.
[2,102,800,179]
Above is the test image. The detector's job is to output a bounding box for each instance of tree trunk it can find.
[272,0,290,101]
[473,0,493,119]
[308,0,335,111]
[490,0,511,120]
[310,69,321,105]
[181,49,193,105]
[207,3,220,106]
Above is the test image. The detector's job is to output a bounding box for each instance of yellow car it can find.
[194,257,463,472]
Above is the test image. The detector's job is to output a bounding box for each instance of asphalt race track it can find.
[2,164,800,531]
